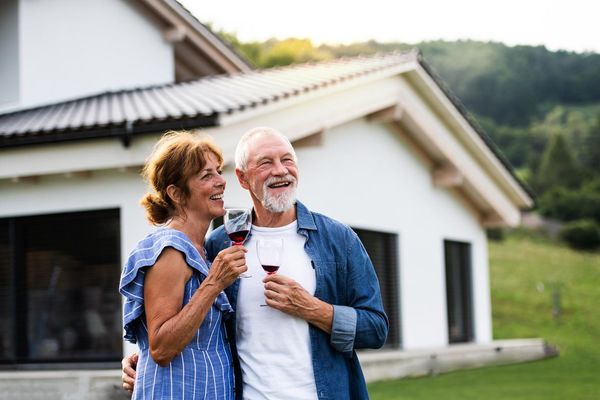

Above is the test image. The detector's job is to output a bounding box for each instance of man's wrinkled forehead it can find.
[247,132,295,160]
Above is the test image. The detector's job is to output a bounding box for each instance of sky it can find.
[180,0,599,53]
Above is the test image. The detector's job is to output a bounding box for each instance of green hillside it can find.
[368,235,600,399]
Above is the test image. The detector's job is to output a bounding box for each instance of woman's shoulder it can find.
[128,228,196,259]
[122,228,208,283]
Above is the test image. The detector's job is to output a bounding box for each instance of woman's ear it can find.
[166,184,182,206]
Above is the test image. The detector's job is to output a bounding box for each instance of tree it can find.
[535,132,580,193]
[259,39,332,68]
[583,112,600,171]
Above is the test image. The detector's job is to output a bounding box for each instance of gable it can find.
[137,0,251,78]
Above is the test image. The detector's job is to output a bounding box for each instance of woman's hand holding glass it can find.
[207,246,248,289]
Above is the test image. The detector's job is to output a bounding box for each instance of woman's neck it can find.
[167,214,210,254]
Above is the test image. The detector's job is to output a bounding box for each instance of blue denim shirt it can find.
[205,201,389,400]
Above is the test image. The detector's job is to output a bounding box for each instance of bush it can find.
[559,219,600,250]
[538,185,600,223]
[486,228,505,241]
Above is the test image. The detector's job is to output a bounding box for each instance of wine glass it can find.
[256,238,283,306]
[224,208,252,278]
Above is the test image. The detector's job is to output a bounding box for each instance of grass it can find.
[368,233,600,400]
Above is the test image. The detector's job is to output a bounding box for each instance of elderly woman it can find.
[119,131,247,399]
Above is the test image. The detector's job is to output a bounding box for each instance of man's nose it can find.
[272,159,288,175]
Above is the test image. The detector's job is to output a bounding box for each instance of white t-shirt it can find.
[236,221,318,400]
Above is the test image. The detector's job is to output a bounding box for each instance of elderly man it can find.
[123,127,388,399]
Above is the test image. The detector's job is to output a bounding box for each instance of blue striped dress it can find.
[120,228,235,400]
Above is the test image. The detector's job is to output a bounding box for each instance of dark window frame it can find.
[444,240,474,344]
[352,227,401,349]
[0,209,122,369]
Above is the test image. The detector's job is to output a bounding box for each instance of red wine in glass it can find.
[257,239,283,306]
[228,230,249,245]
[261,264,279,275]
[224,208,252,277]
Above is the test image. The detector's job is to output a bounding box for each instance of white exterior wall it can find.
[0,0,19,107]
[15,0,174,110]
[217,119,493,349]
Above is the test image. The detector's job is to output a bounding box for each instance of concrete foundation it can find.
[359,338,558,382]
[0,339,557,399]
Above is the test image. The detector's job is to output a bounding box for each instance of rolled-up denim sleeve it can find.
[330,305,357,354]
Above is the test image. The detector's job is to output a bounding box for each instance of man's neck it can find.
[252,204,297,228]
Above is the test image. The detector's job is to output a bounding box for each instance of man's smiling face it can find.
[240,132,298,213]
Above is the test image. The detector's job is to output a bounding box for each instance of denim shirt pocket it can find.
[312,260,346,304]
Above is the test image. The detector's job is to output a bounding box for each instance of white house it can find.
[0,0,550,398]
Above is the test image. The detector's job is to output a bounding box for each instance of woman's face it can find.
[183,153,226,221]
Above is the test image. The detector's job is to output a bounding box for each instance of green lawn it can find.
[368,234,600,400]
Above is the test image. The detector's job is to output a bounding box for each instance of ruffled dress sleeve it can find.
[119,228,233,344]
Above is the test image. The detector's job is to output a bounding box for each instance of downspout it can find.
[120,120,134,148]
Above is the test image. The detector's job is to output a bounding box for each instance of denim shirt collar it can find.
[295,200,317,231]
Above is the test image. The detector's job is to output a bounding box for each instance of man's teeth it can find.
[210,194,224,200]
[269,182,290,188]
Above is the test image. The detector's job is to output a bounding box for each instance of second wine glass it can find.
[257,238,283,306]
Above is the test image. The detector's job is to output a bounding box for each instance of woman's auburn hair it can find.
[140,130,223,225]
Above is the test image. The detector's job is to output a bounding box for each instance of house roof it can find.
[0,51,533,201]
[0,52,417,148]
[0,51,533,222]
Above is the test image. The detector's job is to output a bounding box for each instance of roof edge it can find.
[138,0,252,73]
[415,51,536,204]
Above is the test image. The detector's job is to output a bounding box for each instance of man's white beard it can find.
[262,175,297,213]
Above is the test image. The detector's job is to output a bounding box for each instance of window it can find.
[0,209,122,365]
[353,228,401,348]
[444,240,474,343]
[0,220,10,360]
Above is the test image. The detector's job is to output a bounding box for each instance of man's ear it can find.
[235,168,250,190]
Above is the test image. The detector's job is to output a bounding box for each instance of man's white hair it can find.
[234,127,297,171]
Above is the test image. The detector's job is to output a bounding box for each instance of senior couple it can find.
[119,127,388,399]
